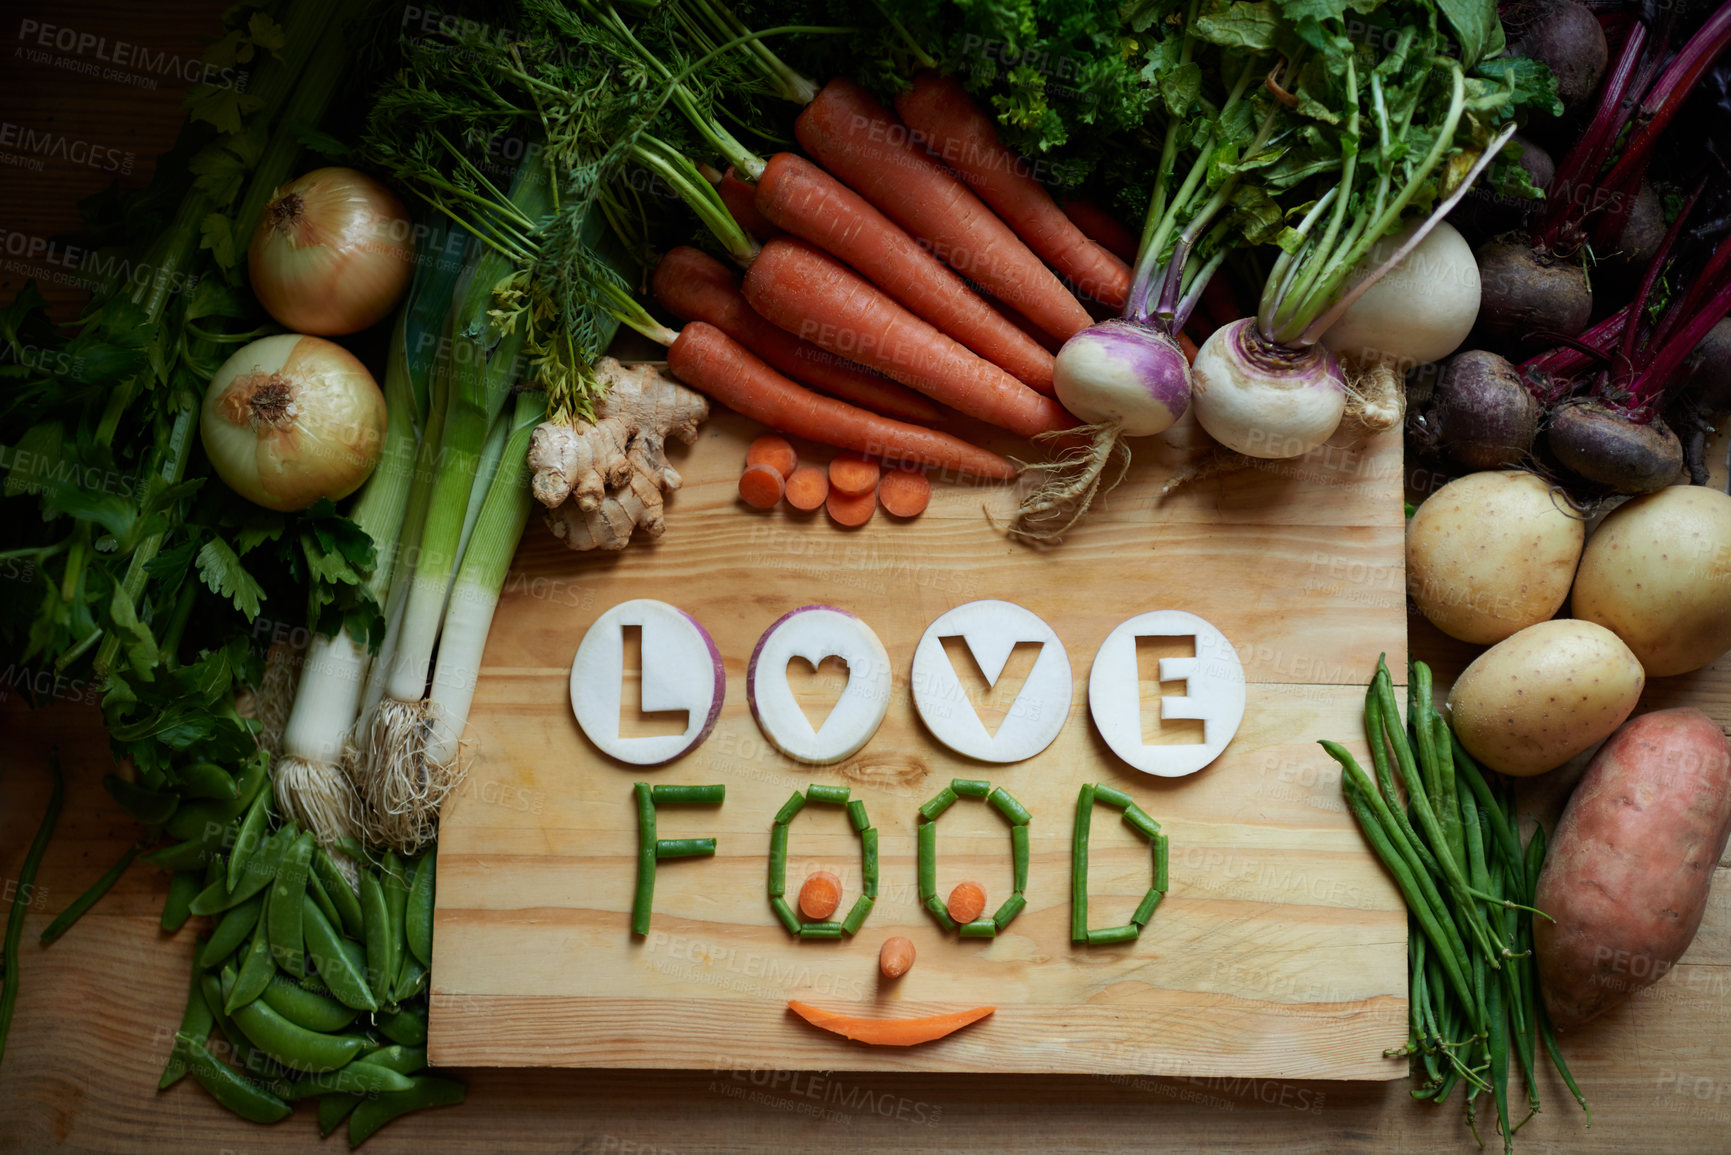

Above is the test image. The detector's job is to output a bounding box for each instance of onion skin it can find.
[1052,320,1190,436]
[201,334,388,511]
[248,167,413,336]
[1191,319,1345,459]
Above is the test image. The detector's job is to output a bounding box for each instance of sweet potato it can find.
[1533,707,1731,1029]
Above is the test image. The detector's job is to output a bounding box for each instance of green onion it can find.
[1012,824,1030,893]
[805,784,849,805]
[917,822,937,901]
[1071,784,1094,943]
[950,779,990,798]
[918,787,958,822]
[631,784,656,936]
[1087,925,1140,946]
[846,800,870,832]
[652,785,725,804]
[655,838,715,859]
[988,787,1031,826]
[992,892,1027,931]
[770,896,799,935]
[774,791,806,826]
[959,919,997,939]
[841,896,874,936]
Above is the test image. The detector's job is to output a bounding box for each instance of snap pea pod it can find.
[198,893,265,969]
[318,1093,361,1137]
[177,1032,292,1124]
[261,972,358,1033]
[273,1059,415,1099]
[377,1005,428,1047]
[360,870,396,1005]
[382,850,411,972]
[159,952,215,1089]
[269,832,315,978]
[179,761,238,800]
[392,954,429,1003]
[227,891,277,1013]
[406,852,434,968]
[346,1075,466,1148]
[302,895,378,1013]
[313,847,365,939]
[161,870,202,933]
[103,773,178,825]
[191,825,292,915]
[201,971,274,1080]
[144,821,234,874]
[306,866,342,933]
[360,1043,428,1074]
[226,978,369,1073]
[166,755,266,841]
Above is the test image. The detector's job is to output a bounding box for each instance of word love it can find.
[570,599,1247,778]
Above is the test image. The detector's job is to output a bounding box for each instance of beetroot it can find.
[1674,317,1731,414]
[1425,350,1541,469]
[1510,0,1609,111]
[1546,399,1685,493]
[1475,241,1592,355]
[1609,182,1665,267]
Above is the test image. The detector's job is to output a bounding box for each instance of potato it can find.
[1407,470,1585,644]
[1571,486,1731,676]
[1534,707,1731,1029]
[1446,619,1643,776]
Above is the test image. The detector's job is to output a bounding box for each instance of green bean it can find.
[191,825,291,915]
[161,870,201,933]
[180,761,238,800]
[360,870,395,1005]
[1460,779,1488,894]
[269,832,315,978]
[950,778,990,798]
[916,821,936,901]
[1087,925,1139,945]
[773,790,806,825]
[1537,998,1589,1123]
[167,754,266,840]
[959,919,997,939]
[806,783,850,804]
[861,827,879,899]
[988,786,1031,826]
[655,838,716,858]
[302,895,378,1013]
[1071,783,1094,943]
[1430,709,1466,874]
[227,789,272,893]
[306,865,342,934]
[103,772,177,825]
[381,849,411,972]
[262,973,358,1033]
[1122,803,1161,841]
[1486,962,1512,1154]
[199,893,266,970]
[770,896,800,935]
[359,1043,428,1075]
[918,787,958,821]
[228,981,368,1074]
[1154,833,1169,893]
[1449,736,1522,875]
[318,1093,361,1137]
[1012,824,1029,893]
[768,823,787,896]
[1092,784,1134,810]
[922,895,956,932]
[1409,661,1441,805]
[798,921,845,939]
[346,1075,466,1148]
[393,953,429,1004]
[1130,888,1163,927]
[227,896,277,1014]
[33,840,135,947]
[312,848,365,940]
[841,896,874,936]
[177,1032,292,1124]
[274,1059,416,1099]
[846,799,870,832]
[1363,677,1442,880]
[632,783,656,936]
[160,953,215,1089]
[651,784,725,804]
[992,892,1027,930]
[377,1005,428,1047]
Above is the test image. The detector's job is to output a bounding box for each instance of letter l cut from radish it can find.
[570,600,725,766]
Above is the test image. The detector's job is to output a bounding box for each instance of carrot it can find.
[827,451,879,496]
[739,463,784,509]
[895,72,1132,309]
[876,468,930,518]
[746,434,798,478]
[795,79,1093,342]
[754,152,1056,392]
[798,870,842,920]
[1178,330,1199,365]
[1060,198,1137,263]
[878,936,916,979]
[784,464,829,511]
[666,322,1020,479]
[825,487,875,528]
[786,1000,995,1046]
[946,880,987,924]
[742,239,1074,439]
[653,246,943,424]
[717,166,781,240]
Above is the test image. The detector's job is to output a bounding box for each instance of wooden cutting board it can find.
[429,401,1411,1078]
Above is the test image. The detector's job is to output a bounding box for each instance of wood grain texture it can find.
[431,409,1410,1074]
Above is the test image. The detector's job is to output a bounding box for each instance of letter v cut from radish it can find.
[1088,610,1245,778]
[911,600,1072,763]
[747,607,892,764]
[570,599,724,766]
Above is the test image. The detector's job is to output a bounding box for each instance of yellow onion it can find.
[248,167,413,336]
[201,334,387,511]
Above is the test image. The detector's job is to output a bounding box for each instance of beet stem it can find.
[1619,176,1706,369]
[1630,256,1731,414]
[1535,18,1649,249]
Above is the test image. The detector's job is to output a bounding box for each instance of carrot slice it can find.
[825,487,875,527]
[746,434,798,478]
[739,463,785,509]
[798,870,842,920]
[787,1001,995,1046]
[827,451,880,496]
[946,880,986,924]
[784,464,829,511]
[876,469,930,518]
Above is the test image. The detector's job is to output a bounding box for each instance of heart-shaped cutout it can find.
[786,653,851,734]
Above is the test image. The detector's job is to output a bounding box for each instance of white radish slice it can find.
[569,599,724,766]
[747,606,891,764]
[1088,609,1245,778]
[910,599,1072,763]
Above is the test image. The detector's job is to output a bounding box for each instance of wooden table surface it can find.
[2,2,1728,1151]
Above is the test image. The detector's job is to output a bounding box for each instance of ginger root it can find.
[528,358,709,551]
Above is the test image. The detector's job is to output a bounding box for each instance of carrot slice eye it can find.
[786,1000,994,1046]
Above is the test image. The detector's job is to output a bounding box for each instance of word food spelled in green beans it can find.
[916,780,1033,939]
[1070,783,1169,945]
[767,785,877,939]
[631,783,726,935]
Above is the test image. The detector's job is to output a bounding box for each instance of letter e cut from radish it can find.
[747,606,892,763]
[910,600,1072,763]
[569,599,724,765]
[1089,610,1245,777]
